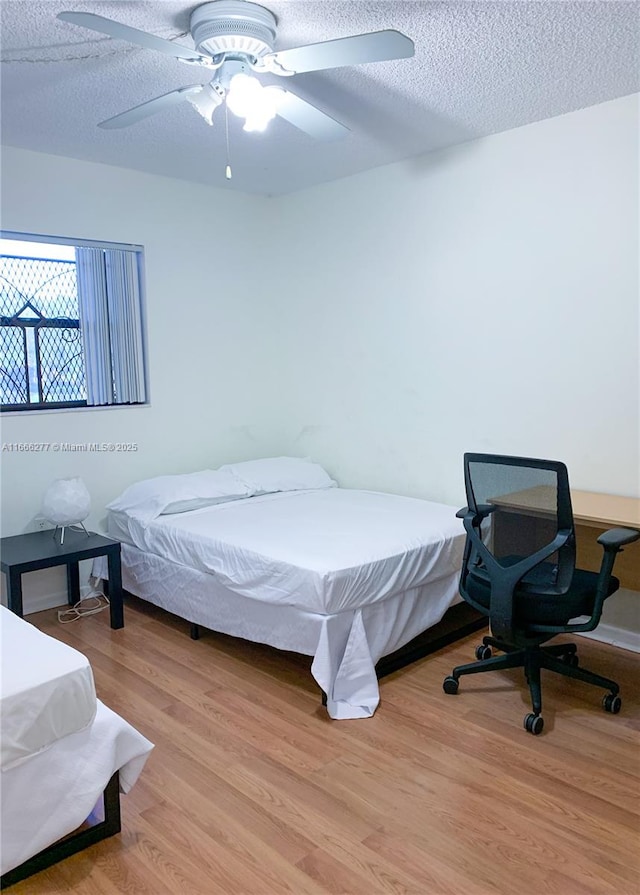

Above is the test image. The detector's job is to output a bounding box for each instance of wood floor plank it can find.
[8,600,639,895]
[138,751,320,867]
[360,830,500,895]
[137,802,328,895]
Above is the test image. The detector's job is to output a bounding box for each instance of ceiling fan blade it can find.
[275,91,348,141]
[57,11,207,63]
[98,86,203,129]
[264,30,414,75]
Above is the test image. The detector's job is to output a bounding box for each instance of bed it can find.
[0,605,153,885]
[95,457,469,720]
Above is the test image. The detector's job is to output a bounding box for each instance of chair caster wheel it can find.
[603,693,621,714]
[562,653,579,667]
[443,676,459,695]
[475,644,492,660]
[524,713,544,735]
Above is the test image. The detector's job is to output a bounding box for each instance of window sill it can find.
[1,403,150,418]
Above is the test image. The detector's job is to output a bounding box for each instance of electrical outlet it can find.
[36,518,47,530]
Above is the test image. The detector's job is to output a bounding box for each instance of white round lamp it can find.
[42,477,91,544]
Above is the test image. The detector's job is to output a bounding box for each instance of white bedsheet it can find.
[0,606,97,770]
[94,542,461,720]
[1,700,153,876]
[110,488,465,615]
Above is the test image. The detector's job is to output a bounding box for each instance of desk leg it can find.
[7,569,24,618]
[66,562,80,606]
[106,548,124,629]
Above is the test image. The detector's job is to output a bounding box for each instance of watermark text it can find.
[2,442,138,453]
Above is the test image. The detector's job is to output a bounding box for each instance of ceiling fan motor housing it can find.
[190,1,277,59]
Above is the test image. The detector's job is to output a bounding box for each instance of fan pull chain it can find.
[225,103,232,180]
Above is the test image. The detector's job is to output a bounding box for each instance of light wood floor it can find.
[11,598,640,895]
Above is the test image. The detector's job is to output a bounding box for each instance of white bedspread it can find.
[0,606,97,770]
[111,488,465,615]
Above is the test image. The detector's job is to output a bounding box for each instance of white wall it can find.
[271,93,640,645]
[274,94,640,510]
[2,94,638,623]
[0,147,290,609]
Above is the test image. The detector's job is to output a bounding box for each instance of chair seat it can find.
[468,560,619,626]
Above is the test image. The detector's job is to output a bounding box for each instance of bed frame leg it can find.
[190,623,200,640]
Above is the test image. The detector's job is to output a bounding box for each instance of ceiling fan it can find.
[57,1,415,141]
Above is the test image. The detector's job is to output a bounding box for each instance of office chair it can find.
[443,454,639,735]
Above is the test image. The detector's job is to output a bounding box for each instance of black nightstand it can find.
[1,529,124,628]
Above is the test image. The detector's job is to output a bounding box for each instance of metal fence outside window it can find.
[0,255,87,409]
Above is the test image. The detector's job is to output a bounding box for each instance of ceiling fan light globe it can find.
[227,72,262,105]
[226,73,280,128]
[242,119,264,132]
[226,73,260,112]
[243,110,274,131]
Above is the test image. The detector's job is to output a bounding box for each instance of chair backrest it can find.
[462,453,576,596]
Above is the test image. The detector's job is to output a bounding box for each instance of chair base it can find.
[444,636,620,733]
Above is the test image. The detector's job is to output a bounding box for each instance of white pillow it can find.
[107,469,251,526]
[219,456,336,495]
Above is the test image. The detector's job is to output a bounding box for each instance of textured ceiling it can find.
[1,1,639,196]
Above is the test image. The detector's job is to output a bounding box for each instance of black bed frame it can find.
[375,602,487,679]
[0,772,121,890]
[189,601,487,705]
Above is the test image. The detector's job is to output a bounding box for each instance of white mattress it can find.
[0,606,97,770]
[108,488,465,615]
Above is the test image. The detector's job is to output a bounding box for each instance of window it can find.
[0,233,147,412]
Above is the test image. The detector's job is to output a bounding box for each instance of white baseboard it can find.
[22,585,93,616]
[579,625,640,654]
[12,590,638,651]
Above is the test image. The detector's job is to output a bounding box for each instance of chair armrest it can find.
[597,527,640,550]
[580,526,640,633]
[456,504,497,520]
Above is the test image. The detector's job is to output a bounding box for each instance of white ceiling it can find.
[1,1,639,196]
